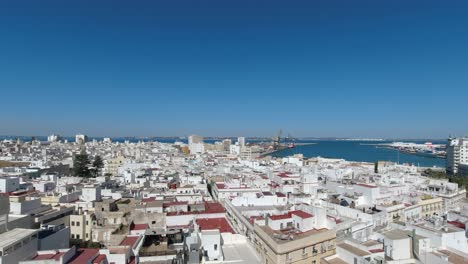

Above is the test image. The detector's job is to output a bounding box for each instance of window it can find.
[14,243,21,250]
[76,222,80,226]
[71,234,75,239]
[4,247,12,255]
[86,234,89,238]
[152,221,156,224]
[214,244,218,250]
[76,235,80,239]
[71,221,75,226]
[86,221,89,225]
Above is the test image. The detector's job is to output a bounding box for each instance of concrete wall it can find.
[39,227,70,250]
[10,199,42,215]
[0,177,20,193]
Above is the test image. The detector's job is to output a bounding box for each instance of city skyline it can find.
[1,0,468,138]
[1,2,468,263]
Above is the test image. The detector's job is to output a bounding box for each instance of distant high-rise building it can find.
[446,137,468,175]
[47,134,62,142]
[222,139,232,151]
[237,137,245,147]
[188,135,204,154]
[75,134,88,144]
[188,135,204,145]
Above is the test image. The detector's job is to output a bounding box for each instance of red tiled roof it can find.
[270,210,314,220]
[34,254,56,260]
[142,197,156,203]
[369,249,384,253]
[166,202,224,216]
[54,252,65,260]
[276,192,286,197]
[262,191,273,196]
[131,223,148,231]
[355,183,377,188]
[448,220,466,229]
[69,249,100,264]
[93,254,108,264]
[290,210,313,219]
[196,217,235,234]
[216,183,225,189]
[163,201,188,207]
[120,236,140,247]
[203,202,225,213]
[8,189,37,196]
[269,213,291,220]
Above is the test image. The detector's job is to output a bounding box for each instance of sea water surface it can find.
[270,140,445,168]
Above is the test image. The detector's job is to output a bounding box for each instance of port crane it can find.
[272,129,282,150]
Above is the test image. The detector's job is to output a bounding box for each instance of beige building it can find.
[418,197,444,218]
[254,225,336,264]
[70,211,95,241]
[104,155,125,176]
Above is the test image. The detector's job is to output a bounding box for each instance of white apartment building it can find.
[81,186,102,202]
[446,137,468,175]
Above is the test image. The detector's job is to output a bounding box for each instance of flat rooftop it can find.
[322,256,348,264]
[0,228,38,249]
[258,225,333,244]
[383,229,410,240]
[222,242,262,264]
[337,243,370,257]
[413,223,462,234]
[255,225,336,254]
[437,249,468,264]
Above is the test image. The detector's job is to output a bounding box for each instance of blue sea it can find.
[270,140,445,168]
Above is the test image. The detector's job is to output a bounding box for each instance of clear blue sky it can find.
[1,0,467,138]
